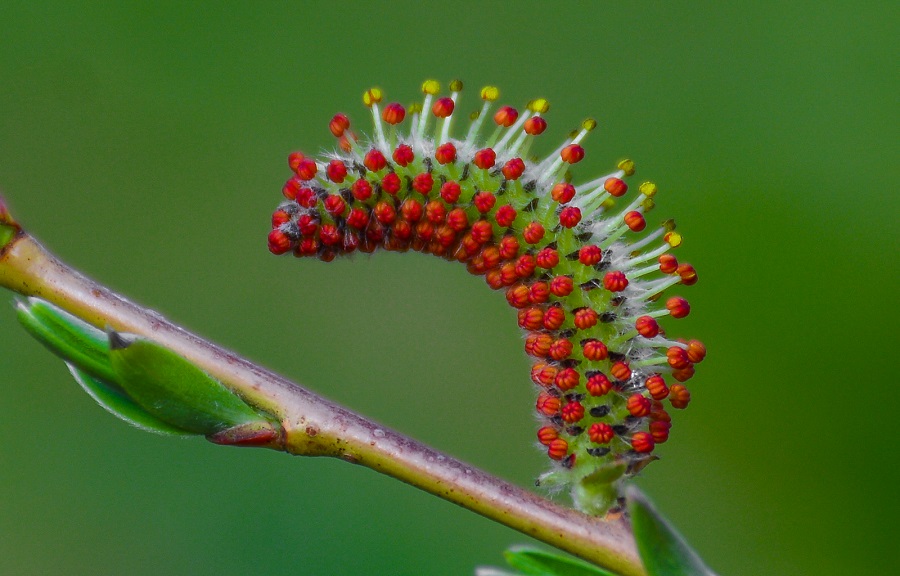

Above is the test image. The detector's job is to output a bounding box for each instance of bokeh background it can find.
[1,2,896,575]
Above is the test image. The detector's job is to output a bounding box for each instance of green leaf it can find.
[67,363,191,436]
[16,297,117,383]
[108,331,267,435]
[626,486,718,576]
[502,546,618,576]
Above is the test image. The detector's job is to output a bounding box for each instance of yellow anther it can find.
[641,197,655,211]
[528,98,550,114]
[422,79,441,95]
[582,118,598,131]
[568,129,579,138]
[408,102,423,114]
[617,159,635,176]
[449,79,464,92]
[480,85,499,101]
[470,110,481,121]
[665,232,683,247]
[639,181,658,197]
[600,197,616,210]
[662,218,677,232]
[363,88,383,107]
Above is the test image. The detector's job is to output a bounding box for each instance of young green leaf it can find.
[502,546,619,576]
[67,363,191,436]
[626,486,718,576]
[16,297,117,383]
[108,331,268,435]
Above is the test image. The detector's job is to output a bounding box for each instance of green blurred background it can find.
[1,2,896,575]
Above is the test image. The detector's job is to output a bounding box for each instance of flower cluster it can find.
[267,80,704,514]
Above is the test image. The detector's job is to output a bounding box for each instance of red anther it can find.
[645,374,669,400]
[447,208,468,232]
[458,233,481,257]
[635,315,660,338]
[296,237,318,256]
[519,307,545,330]
[554,367,580,391]
[329,114,350,137]
[325,159,348,183]
[627,394,652,417]
[586,371,613,396]
[631,431,655,453]
[573,308,599,330]
[421,200,444,224]
[271,210,290,228]
[412,173,433,195]
[672,365,695,382]
[267,229,292,255]
[319,224,342,246]
[373,201,396,225]
[515,254,537,278]
[318,248,335,262]
[667,346,691,369]
[542,305,566,330]
[531,362,557,387]
[351,179,373,201]
[589,423,615,444]
[392,220,413,241]
[382,102,406,125]
[578,245,602,266]
[346,208,369,229]
[624,211,646,232]
[295,187,318,208]
[611,361,632,381]
[381,172,402,195]
[435,224,457,248]
[561,401,585,423]
[474,191,497,214]
[415,220,435,241]
[471,220,493,243]
[288,151,305,172]
[687,340,706,363]
[583,339,609,362]
[551,182,576,204]
[338,136,352,153]
[364,149,387,172]
[659,253,679,274]
[366,221,385,243]
[498,235,520,259]
[550,276,574,297]
[502,158,526,180]
[439,180,461,203]
[650,421,671,443]
[495,204,517,228]
[536,247,560,269]
[324,194,347,217]
[282,177,302,200]
[296,214,318,236]
[650,402,671,422]
[604,177,628,197]
[401,199,424,222]
[603,270,629,292]
[523,222,545,245]
[343,231,360,253]
[536,391,561,416]
[559,206,582,228]
[547,438,569,460]
[480,246,501,270]
[529,281,550,304]
[669,384,691,409]
[537,425,559,446]
[666,296,691,318]
[294,158,318,181]
[506,284,531,308]
[473,148,496,170]
[393,144,414,167]
[549,338,574,360]
[485,269,503,289]
[524,116,547,135]
[432,97,455,118]
[560,144,585,164]
[493,105,519,127]
[499,262,519,286]
[435,142,457,165]
[677,263,698,285]
[526,333,553,358]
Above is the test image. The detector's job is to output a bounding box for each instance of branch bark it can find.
[0,221,646,576]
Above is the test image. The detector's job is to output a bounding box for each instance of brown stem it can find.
[0,229,646,576]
